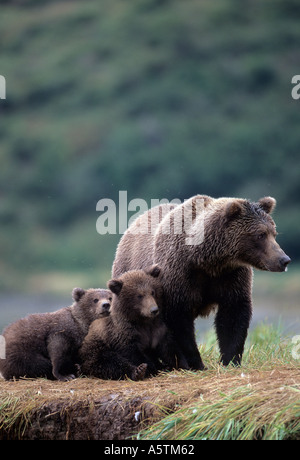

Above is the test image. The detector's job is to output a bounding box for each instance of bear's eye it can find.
[257,232,267,240]
[137,294,144,300]
[151,290,155,296]
[93,298,99,303]
[108,297,112,302]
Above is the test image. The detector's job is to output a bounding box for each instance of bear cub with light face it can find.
[79,266,176,380]
[0,288,112,381]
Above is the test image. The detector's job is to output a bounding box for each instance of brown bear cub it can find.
[79,266,176,381]
[0,288,112,381]
[113,195,291,370]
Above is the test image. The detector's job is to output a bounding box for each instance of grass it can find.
[195,321,296,371]
[136,324,300,440]
[138,384,300,440]
[0,392,38,439]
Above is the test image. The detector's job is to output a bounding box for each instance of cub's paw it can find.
[132,363,148,381]
[57,373,76,382]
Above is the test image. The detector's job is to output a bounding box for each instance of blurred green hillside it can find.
[0,0,300,292]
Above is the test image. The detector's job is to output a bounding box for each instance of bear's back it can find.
[2,308,75,351]
[112,202,177,276]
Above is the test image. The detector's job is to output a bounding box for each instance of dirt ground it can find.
[0,366,299,440]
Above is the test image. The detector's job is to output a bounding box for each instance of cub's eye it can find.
[108,297,112,302]
[137,294,143,300]
[151,290,155,296]
[93,298,99,303]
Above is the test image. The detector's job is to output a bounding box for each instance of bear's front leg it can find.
[166,313,205,370]
[214,293,252,366]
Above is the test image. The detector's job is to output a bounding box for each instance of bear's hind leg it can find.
[48,336,77,381]
[81,349,147,381]
[1,353,53,380]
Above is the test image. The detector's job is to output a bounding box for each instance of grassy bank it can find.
[0,324,299,440]
[137,324,300,440]
[137,370,299,440]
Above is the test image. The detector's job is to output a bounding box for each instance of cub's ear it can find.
[72,287,86,302]
[108,279,123,295]
[258,197,276,214]
[225,200,243,220]
[146,264,161,278]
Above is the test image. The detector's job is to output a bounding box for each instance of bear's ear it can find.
[146,264,161,278]
[258,196,276,214]
[72,287,86,302]
[108,279,123,295]
[225,200,243,220]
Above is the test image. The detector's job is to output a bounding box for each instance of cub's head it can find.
[72,287,112,322]
[108,265,162,321]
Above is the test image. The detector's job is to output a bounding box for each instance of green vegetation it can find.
[1,0,300,291]
[202,321,296,369]
[138,384,300,440]
[137,324,300,440]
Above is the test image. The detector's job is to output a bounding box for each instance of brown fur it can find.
[79,267,176,380]
[0,288,112,381]
[112,195,291,369]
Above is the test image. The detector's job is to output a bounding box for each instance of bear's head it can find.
[108,265,162,321]
[224,196,291,272]
[72,288,112,322]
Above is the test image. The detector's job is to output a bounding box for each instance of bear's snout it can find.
[102,302,111,311]
[279,255,291,272]
[150,305,159,316]
[259,237,291,273]
[267,249,291,272]
[99,301,111,316]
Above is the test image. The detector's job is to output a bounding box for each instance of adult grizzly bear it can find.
[0,288,112,381]
[112,195,291,369]
[79,266,176,380]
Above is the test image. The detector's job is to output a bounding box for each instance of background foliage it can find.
[0,0,300,293]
